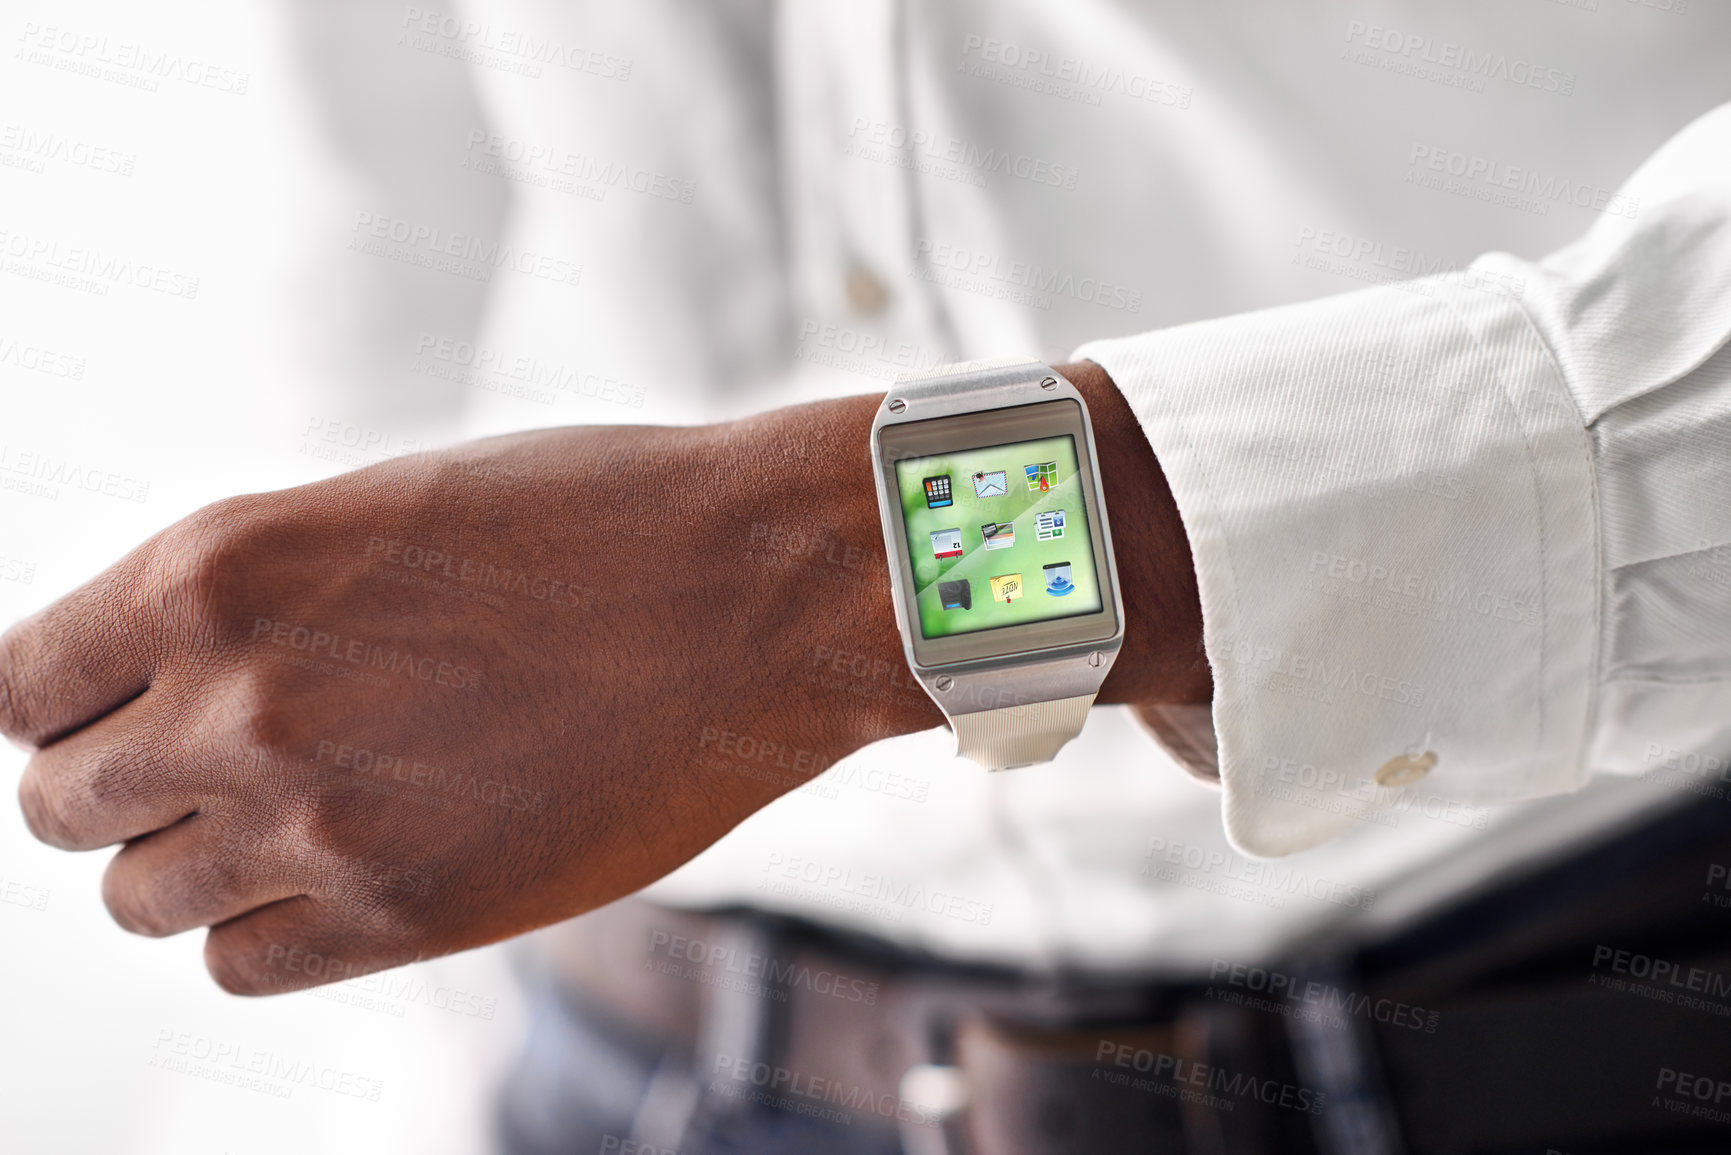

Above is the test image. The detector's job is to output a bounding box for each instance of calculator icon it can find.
[923,475,953,508]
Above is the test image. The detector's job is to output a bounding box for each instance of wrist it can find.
[721,395,944,764]
[718,357,1208,783]
[1054,360,1210,708]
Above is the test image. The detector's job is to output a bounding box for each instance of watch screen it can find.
[894,434,1104,639]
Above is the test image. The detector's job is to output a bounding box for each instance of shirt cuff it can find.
[1077,275,1598,857]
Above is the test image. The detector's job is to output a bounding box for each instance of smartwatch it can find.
[871,358,1124,770]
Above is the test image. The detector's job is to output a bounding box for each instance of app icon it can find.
[1035,509,1066,541]
[972,470,1008,498]
[938,579,972,610]
[929,527,964,559]
[1025,462,1058,492]
[1043,562,1075,597]
[980,521,1015,550]
[990,573,1023,603]
[923,475,953,508]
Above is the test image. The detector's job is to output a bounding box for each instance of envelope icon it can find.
[972,470,1008,498]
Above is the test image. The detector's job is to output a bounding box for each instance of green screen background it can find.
[894,433,1103,639]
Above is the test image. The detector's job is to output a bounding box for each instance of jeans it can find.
[494,962,906,1155]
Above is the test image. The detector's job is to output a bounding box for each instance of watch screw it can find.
[1088,651,1105,667]
[934,675,953,692]
[887,398,907,413]
[1040,376,1058,390]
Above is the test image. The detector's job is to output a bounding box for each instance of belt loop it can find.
[898,1062,970,1155]
[681,915,789,1132]
[1285,960,1405,1155]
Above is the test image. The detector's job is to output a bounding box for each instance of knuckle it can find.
[153,502,240,590]
[101,864,179,938]
[18,770,80,849]
[0,635,19,739]
[219,671,307,763]
[84,739,159,815]
[147,497,270,637]
[204,938,271,997]
[0,631,44,746]
[346,870,426,934]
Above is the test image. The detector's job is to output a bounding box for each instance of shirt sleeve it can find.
[1076,103,1731,858]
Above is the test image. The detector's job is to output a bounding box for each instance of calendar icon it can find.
[929,527,964,559]
[923,475,953,508]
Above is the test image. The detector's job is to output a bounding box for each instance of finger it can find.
[101,814,309,939]
[204,895,415,997]
[17,690,200,851]
[0,551,159,748]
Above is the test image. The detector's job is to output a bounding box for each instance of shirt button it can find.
[845,262,890,316]
[1375,751,1436,788]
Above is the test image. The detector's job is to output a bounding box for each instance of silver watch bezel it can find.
[870,363,1125,718]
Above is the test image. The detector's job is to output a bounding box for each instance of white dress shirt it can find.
[1080,100,1731,855]
[442,0,1731,969]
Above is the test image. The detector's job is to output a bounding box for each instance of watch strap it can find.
[949,693,1097,771]
[893,355,1042,387]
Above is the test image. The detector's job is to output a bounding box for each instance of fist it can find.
[1,415,919,993]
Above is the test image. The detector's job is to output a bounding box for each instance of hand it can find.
[1,365,1203,994]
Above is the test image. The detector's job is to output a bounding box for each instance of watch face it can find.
[893,432,1104,639]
